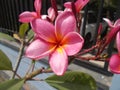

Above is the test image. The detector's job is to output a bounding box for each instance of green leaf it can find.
[0,32,15,41]
[0,50,12,70]
[0,79,24,90]
[27,29,34,39]
[27,29,34,42]
[45,71,97,90]
[19,23,29,38]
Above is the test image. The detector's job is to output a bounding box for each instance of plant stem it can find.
[25,60,36,76]
[12,70,22,79]
[12,40,25,79]
[76,44,98,56]
[25,68,53,81]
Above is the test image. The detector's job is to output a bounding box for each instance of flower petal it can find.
[19,11,37,23]
[31,19,56,43]
[64,0,89,13]
[49,47,68,76]
[103,18,114,28]
[25,39,55,60]
[116,32,120,53]
[48,7,55,21]
[75,0,89,12]
[109,54,120,74]
[61,32,84,55]
[55,11,76,38]
[64,2,72,9]
[34,0,41,17]
[114,19,120,27]
[105,26,120,45]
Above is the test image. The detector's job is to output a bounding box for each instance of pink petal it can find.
[114,19,120,27]
[31,19,56,43]
[103,18,114,28]
[49,47,68,76]
[64,2,72,9]
[109,54,120,74]
[75,0,89,12]
[34,0,41,17]
[19,11,37,23]
[116,32,120,53]
[61,32,84,55]
[25,39,55,60]
[64,0,89,12]
[55,11,76,38]
[105,26,120,46]
[48,7,55,21]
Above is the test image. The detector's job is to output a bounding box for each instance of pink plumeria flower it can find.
[64,0,89,13]
[19,0,55,23]
[25,11,84,75]
[19,0,42,23]
[104,18,120,74]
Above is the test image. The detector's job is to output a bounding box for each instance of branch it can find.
[12,40,25,79]
[25,68,53,81]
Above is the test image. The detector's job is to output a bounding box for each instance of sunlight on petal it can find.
[49,47,68,76]
[103,18,114,28]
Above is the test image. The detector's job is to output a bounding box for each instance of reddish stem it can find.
[76,44,98,56]
[75,55,105,62]
[98,26,120,54]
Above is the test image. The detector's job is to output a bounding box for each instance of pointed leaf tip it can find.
[0,50,12,70]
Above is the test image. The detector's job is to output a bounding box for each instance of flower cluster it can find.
[19,0,89,76]
[19,0,120,76]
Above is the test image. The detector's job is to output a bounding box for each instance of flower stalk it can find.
[25,68,53,81]
[12,40,25,79]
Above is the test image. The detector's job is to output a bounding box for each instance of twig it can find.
[12,40,25,79]
[12,70,22,79]
[75,55,105,62]
[76,44,98,56]
[25,68,53,81]
[25,60,36,76]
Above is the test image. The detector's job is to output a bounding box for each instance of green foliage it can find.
[27,29,34,39]
[0,79,24,90]
[27,29,34,42]
[19,23,29,38]
[45,71,97,90]
[0,50,12,70]
[0,32,15,41]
